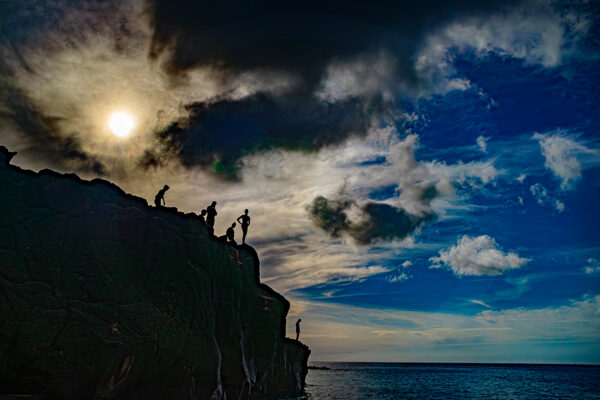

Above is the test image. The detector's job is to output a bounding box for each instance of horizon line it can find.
[309,361,600,366]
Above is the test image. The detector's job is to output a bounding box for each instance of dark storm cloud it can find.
[308,195,353,238]
[149,0,520,82]
[351,203,435,245]
[308,194,434,245]
[0,0,138,49]
[157,93,382,178]
[420,185,439,206]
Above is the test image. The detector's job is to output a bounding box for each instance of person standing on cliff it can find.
[154,185,169,207]
[296,319,301,341]
[206,201,217,234]
[236,209,251,244]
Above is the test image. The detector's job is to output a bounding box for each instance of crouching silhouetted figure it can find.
[199,209,207,223]
[226,222,237,245]
[237,209,251,244]
[154,185,169,207]
[225,222,242,265]
[296,319,301,341]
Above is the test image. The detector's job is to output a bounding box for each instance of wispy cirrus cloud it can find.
[470,299,492,309]
[533,131,600,191]
[287,294,600,362]
[529,183,565,213]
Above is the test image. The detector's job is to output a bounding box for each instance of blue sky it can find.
[1,0,599,363]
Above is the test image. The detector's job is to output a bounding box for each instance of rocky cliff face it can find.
[0,146,310,399]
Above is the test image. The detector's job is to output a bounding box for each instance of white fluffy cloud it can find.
[430,235,529,276]
[554,199,565,213]
[533,132,599,191]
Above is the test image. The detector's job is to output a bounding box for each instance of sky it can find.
[1,0,599,363]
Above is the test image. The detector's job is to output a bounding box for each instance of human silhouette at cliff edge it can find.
[206,201,217,234]
[226,222,237,245]
[199,209,207,223]
[225,222,242,265]
[237,209,251,244]
[296,319,301,341]
[154,185,169,207]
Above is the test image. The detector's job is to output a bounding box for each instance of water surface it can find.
[282,362,600,399]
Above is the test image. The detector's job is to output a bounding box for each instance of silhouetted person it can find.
[236,209,251,244]
[154,185,169,207]
[206,201,217,229]
[226,222,237,245]
[225,222,242,265]
[296,319,301,341]
[199,209,207,223]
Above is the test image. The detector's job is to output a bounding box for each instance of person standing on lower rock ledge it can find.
[296,318,301,341]
[237,209,251,244]
[154,185,169,207]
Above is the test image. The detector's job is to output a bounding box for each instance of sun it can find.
[108,112,135,137]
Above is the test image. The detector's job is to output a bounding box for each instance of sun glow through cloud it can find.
[108,112,135,137]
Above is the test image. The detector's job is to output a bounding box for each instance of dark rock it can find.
[0,146,310,399]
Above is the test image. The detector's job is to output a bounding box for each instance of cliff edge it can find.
[0,146,310,399]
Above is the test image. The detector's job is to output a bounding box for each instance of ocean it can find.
[282,362,600,400]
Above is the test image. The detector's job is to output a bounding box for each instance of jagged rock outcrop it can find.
[0,146,310,399]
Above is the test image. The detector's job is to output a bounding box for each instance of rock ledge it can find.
[0,146,310,399]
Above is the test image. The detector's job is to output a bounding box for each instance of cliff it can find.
[0,146,310,399]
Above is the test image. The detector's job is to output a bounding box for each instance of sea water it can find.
[281,362,600,399]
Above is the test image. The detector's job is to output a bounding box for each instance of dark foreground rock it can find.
[0,147,310,399]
